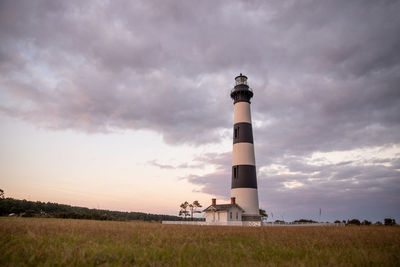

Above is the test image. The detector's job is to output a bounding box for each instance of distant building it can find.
[203,198,244,223]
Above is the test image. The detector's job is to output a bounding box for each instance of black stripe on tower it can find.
[233,122,253,144]
[231,165,257,189]
[230,85,253,104]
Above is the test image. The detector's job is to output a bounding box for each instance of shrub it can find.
[21,210,36,217]
[293,219,317,223]
[348,219,361,226]
[362,220,371,226]
[384,218,396,226]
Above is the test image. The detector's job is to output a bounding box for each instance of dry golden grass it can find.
[1,217,399,266]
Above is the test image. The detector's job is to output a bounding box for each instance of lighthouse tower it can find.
[230,74,261,221]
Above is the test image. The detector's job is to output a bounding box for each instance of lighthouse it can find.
[230,74,261,221]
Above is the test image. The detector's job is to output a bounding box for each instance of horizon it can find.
[2,193,394,224]
[1,0,399,223]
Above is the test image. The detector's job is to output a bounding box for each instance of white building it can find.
[203,198,244,223]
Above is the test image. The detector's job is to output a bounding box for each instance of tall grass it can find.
[1,217,399,266]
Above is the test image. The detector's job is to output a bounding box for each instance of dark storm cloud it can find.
[1,0,399,220]
[1,0,399,146]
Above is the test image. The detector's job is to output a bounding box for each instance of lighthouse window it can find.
[234,126,239,138]
[235,76,247,85]
[233,166,237,178]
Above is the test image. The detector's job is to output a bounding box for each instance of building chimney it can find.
[231,197,236,204]
[212,198,216,206]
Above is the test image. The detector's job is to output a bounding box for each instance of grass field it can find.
[1,217,399,266]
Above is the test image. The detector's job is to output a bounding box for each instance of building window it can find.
[236,212,238,220]
[230,212,232,219]
[218,212,220,221]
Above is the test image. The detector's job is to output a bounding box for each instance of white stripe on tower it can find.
[234,102,252,124]
[232,143,255,166]
[230,74,260,219]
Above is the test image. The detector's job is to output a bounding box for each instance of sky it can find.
[0,0,399,223]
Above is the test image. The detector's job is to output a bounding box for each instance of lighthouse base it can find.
[242,214,262,221]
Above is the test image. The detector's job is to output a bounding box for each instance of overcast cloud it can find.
[1,0,399,221]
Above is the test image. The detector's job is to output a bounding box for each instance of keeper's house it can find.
[203,197,244,223]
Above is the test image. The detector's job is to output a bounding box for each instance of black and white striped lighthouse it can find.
[230,74,261,221]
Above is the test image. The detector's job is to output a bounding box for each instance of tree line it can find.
[0,195,182,222]
[269,218,396,226]
[338,218,397,226]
